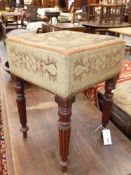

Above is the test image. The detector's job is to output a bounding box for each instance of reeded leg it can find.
[55,96,75,172]
[11,74,29,138]
[102,75,119,128]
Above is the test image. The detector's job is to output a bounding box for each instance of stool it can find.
[45,11,60,23]
[6,31,125,172]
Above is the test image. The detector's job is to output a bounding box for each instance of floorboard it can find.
[1,69,131,175]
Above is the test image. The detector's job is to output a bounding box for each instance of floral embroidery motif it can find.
[10,47,57,81]
[73,46,123,80]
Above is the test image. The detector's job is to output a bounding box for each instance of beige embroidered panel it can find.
[6,31,125,98]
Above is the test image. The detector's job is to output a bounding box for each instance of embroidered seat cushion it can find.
[6,31,125,98]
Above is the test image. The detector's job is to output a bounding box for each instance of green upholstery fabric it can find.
[6,31,125,98]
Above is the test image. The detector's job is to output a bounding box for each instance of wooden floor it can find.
[1,69,131,175]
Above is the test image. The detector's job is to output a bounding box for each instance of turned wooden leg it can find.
[55,96,75,172]
[102,75,119,128]
[11,74,29,138]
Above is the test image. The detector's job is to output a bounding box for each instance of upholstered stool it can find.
[6,31,125,172]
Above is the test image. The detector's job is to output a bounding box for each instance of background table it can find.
[50,22,86,32]
[81,21,131,34]
[2,12,24,27]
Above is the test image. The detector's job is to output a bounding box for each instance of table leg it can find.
[12,74,29,138]
[0,22,2,40]
[21,16,24,28]
[56,16,59,22]
[89,26,95,33]
[55,96,75,172]
[102,75,119,128]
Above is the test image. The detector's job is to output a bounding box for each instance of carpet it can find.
[0,61,8,175]
[83,59,131,107]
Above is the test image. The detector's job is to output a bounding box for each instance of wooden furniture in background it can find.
[0,0,5,10]
[82,20,130,33]
[73,11,88,23]
[86,3,126,24]
[87,4,101,21]
[1,11,25,41]
[50,22,86,31]
[127,0,131,23]
[0,20,2,40]
[0,0,5,11]
[99,4,126,25]
[25,5,49,22]
[45,11,60,23]
[32,0,42,7]
[1,11,24,27]
[47,0,55,7]
[62,2,75,13]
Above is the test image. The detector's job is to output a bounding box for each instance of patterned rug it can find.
[0,105,7,175]
[83,59,131,107]
[0,61,8,175]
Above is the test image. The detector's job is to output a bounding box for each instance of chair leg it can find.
[130,46,131,55]
[55,96,75,172]
[12,74,29,138]
[102,75,119,128]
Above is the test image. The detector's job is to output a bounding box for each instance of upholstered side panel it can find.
[6,41,69,97]
[68,43,125,95]
[6,31,125,98]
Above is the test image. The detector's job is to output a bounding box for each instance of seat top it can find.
[6,30,124,55]
[6,31,125,98]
